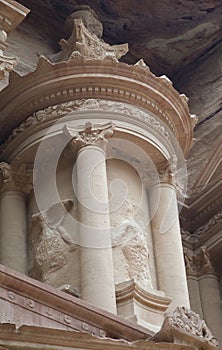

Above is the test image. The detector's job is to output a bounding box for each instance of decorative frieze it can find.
[195,211,222,237]
[0,99,170,155]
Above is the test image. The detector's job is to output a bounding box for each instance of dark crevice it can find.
[196,106,222,128]
[181,16,193,20]
[197,39,222,60]
[200,8,215,13]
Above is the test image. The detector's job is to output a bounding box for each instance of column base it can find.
[115,279,171,332]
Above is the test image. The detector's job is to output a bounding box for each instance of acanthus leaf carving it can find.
[183,246,215,277]
[64,121,115,148]
[166,306,218,347]
[50,18,128,63]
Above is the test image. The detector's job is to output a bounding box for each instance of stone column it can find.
[183,248,203,317]
[197,247,222,343]
[149,159,190,310]
[0,163,31,274]
[64,122,117,314]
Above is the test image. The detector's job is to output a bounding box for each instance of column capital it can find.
[196,246,216,276]
[183,246,216,277]
[0,162,32,195]
[158,155,177,186]
[63,121,115,152]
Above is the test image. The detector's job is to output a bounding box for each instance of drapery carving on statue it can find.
[64,121,115,149]
[165,306,218,346]
[0,162,32,194]
[29,200,79,284]
[112,212,152,289]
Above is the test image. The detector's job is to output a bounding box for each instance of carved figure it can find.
[30,200,78,282]
[112,216,152,289]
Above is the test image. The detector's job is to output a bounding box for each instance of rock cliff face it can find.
[1,0,222,225]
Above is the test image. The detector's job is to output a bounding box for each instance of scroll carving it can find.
[166,306,218,346]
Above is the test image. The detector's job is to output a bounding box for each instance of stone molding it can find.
[0,264,152,342]
[115,279,171,310]
[181,211,222,246]
[0,99,171,155]
[0,162,32,194]
[195,212,222,237]
[115,279,171,332]
[0,323,194,350]
[0,53,194,156]
[164,306,218,347]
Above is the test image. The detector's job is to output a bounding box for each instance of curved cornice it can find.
[0,55,195,156]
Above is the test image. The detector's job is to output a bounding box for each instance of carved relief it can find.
[0,99,170,154]
[112,215,152,289]
[50,16,128,63]
[166,306,218,346]
[29,200,80,288]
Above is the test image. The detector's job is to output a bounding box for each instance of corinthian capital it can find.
[64,121,115,150]
[0,162,32,194]
[158,155,177,186]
